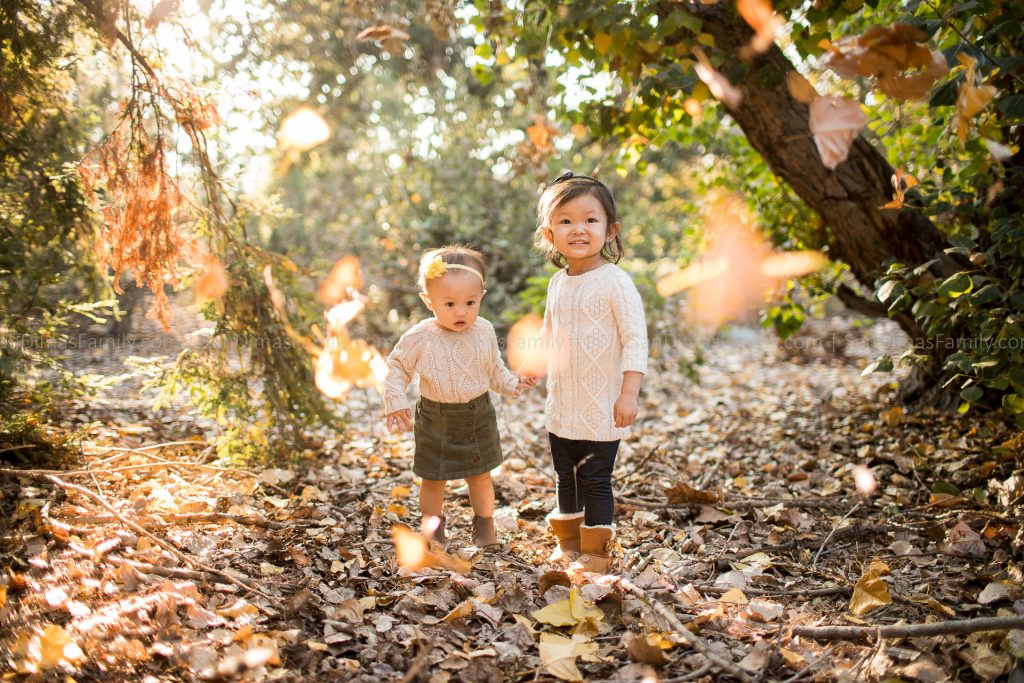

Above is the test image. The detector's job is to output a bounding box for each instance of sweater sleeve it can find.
[610,270,649,374]
[485,322,520,396]
[382,326,424,414]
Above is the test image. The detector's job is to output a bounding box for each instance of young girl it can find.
[534,171,648,574]
[383,246,535,549]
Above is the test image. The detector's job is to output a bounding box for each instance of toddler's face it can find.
[544,192,620,273]
[421,272,485,332]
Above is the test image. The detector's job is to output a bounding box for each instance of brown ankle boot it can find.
[471,515,499,548]
[423,515,446,544]
[546,511,584,563]
[570,525,614,574]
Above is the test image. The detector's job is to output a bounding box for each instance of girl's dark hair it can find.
[417,245,486,291]
[534,171,623,269]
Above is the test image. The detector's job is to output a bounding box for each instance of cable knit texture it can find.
[543,263,648,441]
[383,317,519,415]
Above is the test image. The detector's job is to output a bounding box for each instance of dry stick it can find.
[619,577,756,683]
[696,585,851,598]
[617,495,856,510]
[794,616,1024,641]
[399,638,435,683]
[0,444,37,454]
[71,512,285,530]
[0,461,249,478]
[39,473,273,599]
[812,501,862,566]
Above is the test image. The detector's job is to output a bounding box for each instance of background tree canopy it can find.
[1,0,1021,455]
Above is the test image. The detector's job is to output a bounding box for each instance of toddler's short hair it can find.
[534,171,623,269]
[417,245,487,291]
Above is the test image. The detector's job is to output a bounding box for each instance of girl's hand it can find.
[613,392,638,428]
[386,409,412,433]
[516,373,539,394]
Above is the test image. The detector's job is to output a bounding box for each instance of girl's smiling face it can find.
[420,272,485,332]
[544,191,621,275]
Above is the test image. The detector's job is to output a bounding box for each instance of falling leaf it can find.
[849,559,891,615]
[983,138,1013,162]
[737,0,784,56]
[391,524,471,573]
[315,334,387,400]
[821,24,947,100]
[880,168,917,210]
[527,115,557,151]
[325,299,366,329]
[356,25,411,42]
[809,95,867,170]
[443,599,475,623]
[787,71,818,104]
[655,258,729,297]
[319,256,362,306]
[38,624,85,670]
[852,464,877,495]
[278,106,331,152]
[145,0,178,28]
[693,48,742,109]
[759,250,828,278]
[390,485,412,499]
[194,254,228,306]
[570,123,588,140]
[956,54,998,142]
[625,632,672,666]
[594,32,612,55]
[507,313,549,377]
[655,192,827,332]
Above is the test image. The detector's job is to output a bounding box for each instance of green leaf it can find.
[862,355,893,375]
[997,94,1024,118]
[936,272,973,298]
[1003,393,1024,414]
[960,386,983,402]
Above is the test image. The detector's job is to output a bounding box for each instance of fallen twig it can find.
[813,502,862,566]
[620,577,755,683]
[71,511,285,529]
[32,471,274,599]
[793,615,1024,641]
[618,495,857,511]
[695,584,851,598]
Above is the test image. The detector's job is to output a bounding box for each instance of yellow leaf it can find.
[539,633,598,682]
[38,624,85,670]
[849,560,892,616]
[720,588,749,605]
[779,647,805,667]
[532,589,603,627]
[786,71,818,104]
[696,33,716,47]
[626,632,672,666]
[443,599,475,623]
[390,485,412,499]
[386,503,408,517]
[594,32,612,55]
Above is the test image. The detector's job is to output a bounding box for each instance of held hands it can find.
[386,409,412,433]
[515,373,540,395]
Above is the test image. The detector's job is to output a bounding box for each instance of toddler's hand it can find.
[386,409,412,433]
[515,373,539,394]
[613,393,638,428]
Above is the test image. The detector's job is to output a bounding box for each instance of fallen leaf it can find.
[539,633,598,682]
[978,582,1014,605]
[625,632,671,666]
[532,588,604,627]
[693,47,742,109]
[720,588,749,605]
[849,560,891,616]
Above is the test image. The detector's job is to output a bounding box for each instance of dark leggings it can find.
[548,432,620,526]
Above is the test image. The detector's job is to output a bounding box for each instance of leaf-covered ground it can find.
[1,314,1022,681]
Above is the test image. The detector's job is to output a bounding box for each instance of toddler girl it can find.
[534,171,648,574]
[383,246,535,548]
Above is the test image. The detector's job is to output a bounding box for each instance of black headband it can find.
[545,170,616,211]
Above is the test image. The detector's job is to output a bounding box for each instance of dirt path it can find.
[2,316,1021,681]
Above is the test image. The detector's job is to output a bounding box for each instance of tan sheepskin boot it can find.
[472,515,499,548]
[570,525,614,574]
[547,511,584,563]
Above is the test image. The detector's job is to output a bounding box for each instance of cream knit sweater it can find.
[543,263,648,441]
[383,317,519,415]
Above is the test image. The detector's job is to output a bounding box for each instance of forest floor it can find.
[1,312,1022,682]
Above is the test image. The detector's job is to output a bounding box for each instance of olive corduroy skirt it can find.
[413,392,502,481]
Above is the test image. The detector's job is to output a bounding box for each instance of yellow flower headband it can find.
[423,257,484,284]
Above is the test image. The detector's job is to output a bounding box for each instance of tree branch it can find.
[835,283,887,317]
[794,616,1024,641]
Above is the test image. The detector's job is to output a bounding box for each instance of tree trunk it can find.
[669,1,969,403]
